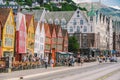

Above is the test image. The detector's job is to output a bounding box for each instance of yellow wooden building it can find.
[0,8,15,57]
[25,14,35,55]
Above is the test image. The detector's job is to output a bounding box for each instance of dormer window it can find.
[61,18,66,25]
[55,19,59,25]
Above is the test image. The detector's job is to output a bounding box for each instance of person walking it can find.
[44,56,48,69]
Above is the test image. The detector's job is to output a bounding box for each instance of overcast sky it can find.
[73,0,120,9]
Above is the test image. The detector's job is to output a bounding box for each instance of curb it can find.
[5,62,98,80]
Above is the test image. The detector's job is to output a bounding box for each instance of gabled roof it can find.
[25,14,33,28]
[0,8,11,27]
[22,10,44,21]
[45,11,74,23]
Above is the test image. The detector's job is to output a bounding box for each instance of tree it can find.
[37,0,43,5]
[68,36,79,53]
[25,0,32,7]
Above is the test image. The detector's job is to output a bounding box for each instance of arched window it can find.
[84,26,87,32]
[77,26,80,32]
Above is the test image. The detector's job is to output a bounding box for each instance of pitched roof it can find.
[22,10,44,21]
[25,14,33,28]
[0,8,11,27]
[45,11,74,23]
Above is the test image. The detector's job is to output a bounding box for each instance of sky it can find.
[73,0,120,9]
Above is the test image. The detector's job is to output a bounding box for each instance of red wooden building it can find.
[15,13,27,61]
[44,23,51,57]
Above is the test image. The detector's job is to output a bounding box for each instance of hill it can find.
[78,2,120,20]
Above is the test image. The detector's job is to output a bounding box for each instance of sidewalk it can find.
[0,61,99,80]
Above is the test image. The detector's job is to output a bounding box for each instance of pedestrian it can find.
[50,58,54,67]
[44,56,48,69]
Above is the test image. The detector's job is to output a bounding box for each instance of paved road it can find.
[24,61,120,80]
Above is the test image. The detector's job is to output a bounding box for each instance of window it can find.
[77,26,80,32]
[69,26,73,32]
[5,38,12,46]
[91,26,92,32]
[84,26,87,32]
[90,16,93,21]
[73,20,76,25]
[77,11,79,14]
[80,20,83,25]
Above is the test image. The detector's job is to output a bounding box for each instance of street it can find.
[24,60,120,80]
[1,59,120,80]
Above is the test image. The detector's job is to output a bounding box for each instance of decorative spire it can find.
[87,3,96,17]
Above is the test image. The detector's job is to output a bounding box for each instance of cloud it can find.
[110,6,120,10]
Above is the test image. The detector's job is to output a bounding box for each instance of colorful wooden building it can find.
[26,14,35,55]
[34,21,40,57]
[15,12,27,61]
[49,24,57,65]
[44,23,51,57]
[39,23,45,59]
[0,8,15,58]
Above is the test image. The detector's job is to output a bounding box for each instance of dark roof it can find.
[0,8,11,27]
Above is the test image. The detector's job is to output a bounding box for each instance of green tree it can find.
[37,0,43,5]
[68,36,79,53]
[25,0,32,7]
[6,0,9,6]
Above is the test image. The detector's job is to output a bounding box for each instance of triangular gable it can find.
[52,25,57,38]
[19,16,26,31]
[44,23,51,38]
